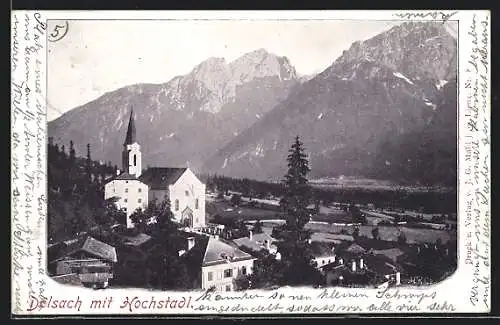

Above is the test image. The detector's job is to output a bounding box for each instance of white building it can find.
[104,108,206,228]
[309,241,336,269]
[140,167,206,229]
[199,236,256,291]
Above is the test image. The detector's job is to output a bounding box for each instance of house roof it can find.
[66,236,118,263]
[310,241,335,258]
[139,167,187,190]
[364,254,398,275]
[370,248,405,263]
[119,233,152,247]
[202,237,255,266]
[233,233,277,253]
[346,243,367,255]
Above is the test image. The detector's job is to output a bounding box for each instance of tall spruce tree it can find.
[276,136,324,287]
[280,135,312,235]
[69,140,76,166]
[86,143,92,183]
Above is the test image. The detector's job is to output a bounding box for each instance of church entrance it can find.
[181,207,194,228]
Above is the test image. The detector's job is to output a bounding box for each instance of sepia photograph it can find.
[44,18,459,293]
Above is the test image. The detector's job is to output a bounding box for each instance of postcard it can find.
[11,10,490,316]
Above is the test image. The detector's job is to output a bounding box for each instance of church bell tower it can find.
[122,107,142,177]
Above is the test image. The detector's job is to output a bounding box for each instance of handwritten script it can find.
[462,13,490,312]
[11,10,491,316]
[11,11,47,315]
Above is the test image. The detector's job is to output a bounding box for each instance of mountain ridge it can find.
[203,22,457,186]
[48,49,301,172]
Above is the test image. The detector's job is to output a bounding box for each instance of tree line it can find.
[47,138,123,242]
[203,174,456,214]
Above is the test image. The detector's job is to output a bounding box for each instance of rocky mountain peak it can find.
[230,49,297,83]
[192,57,228,74]
[328,21,457,82]
[204,22,457,185]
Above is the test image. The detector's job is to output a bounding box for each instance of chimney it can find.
[359,258,364,269]
[116,169,121,176]
[249,230,253,240]
[351,260,357,272]
[187,237,195,251]
[395,271,401,285]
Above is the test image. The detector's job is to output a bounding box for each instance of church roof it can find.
[114,172,138,181]
[104,172,140,184]
[124,108,136,145]
[139,167,187,190]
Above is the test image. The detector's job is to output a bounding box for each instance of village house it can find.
[309,240,337,269]
[180,233,256,292]
[233,231,278,255]
[104,108,206,229]
[322,242,401,287]
[48,236,118,289]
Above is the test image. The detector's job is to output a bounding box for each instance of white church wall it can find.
[169,168,206,228]
[104,179,149,228]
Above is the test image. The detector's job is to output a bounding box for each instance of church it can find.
[104,109,206,229]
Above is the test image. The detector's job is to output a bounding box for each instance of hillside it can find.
[48,49,300,171]
[204,22,457,186]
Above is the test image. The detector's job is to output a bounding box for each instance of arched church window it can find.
[133,154,137,166]
[195,198,199,209]
[175,199,179,211]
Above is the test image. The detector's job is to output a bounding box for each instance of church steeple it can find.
[124,107,136,145]
[122,107,142,177]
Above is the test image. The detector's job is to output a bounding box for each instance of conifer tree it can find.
[86,143,92,184]
[280,135,312,235]
[69,140,76,166]
[275,136,323,287]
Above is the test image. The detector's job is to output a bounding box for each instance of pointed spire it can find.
[124,107,136,145]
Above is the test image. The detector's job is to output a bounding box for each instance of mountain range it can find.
[48,21,457,186]
[48,48,301,170]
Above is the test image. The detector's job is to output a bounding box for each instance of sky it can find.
[47,20,409,121]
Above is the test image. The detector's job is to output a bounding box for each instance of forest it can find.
[203,174,457,214]
[47,138,123,242]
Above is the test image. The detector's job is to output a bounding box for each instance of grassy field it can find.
[206,200,284,221]
[207,199,456,245]
[259,222,455,245]
[207,199,351,223]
